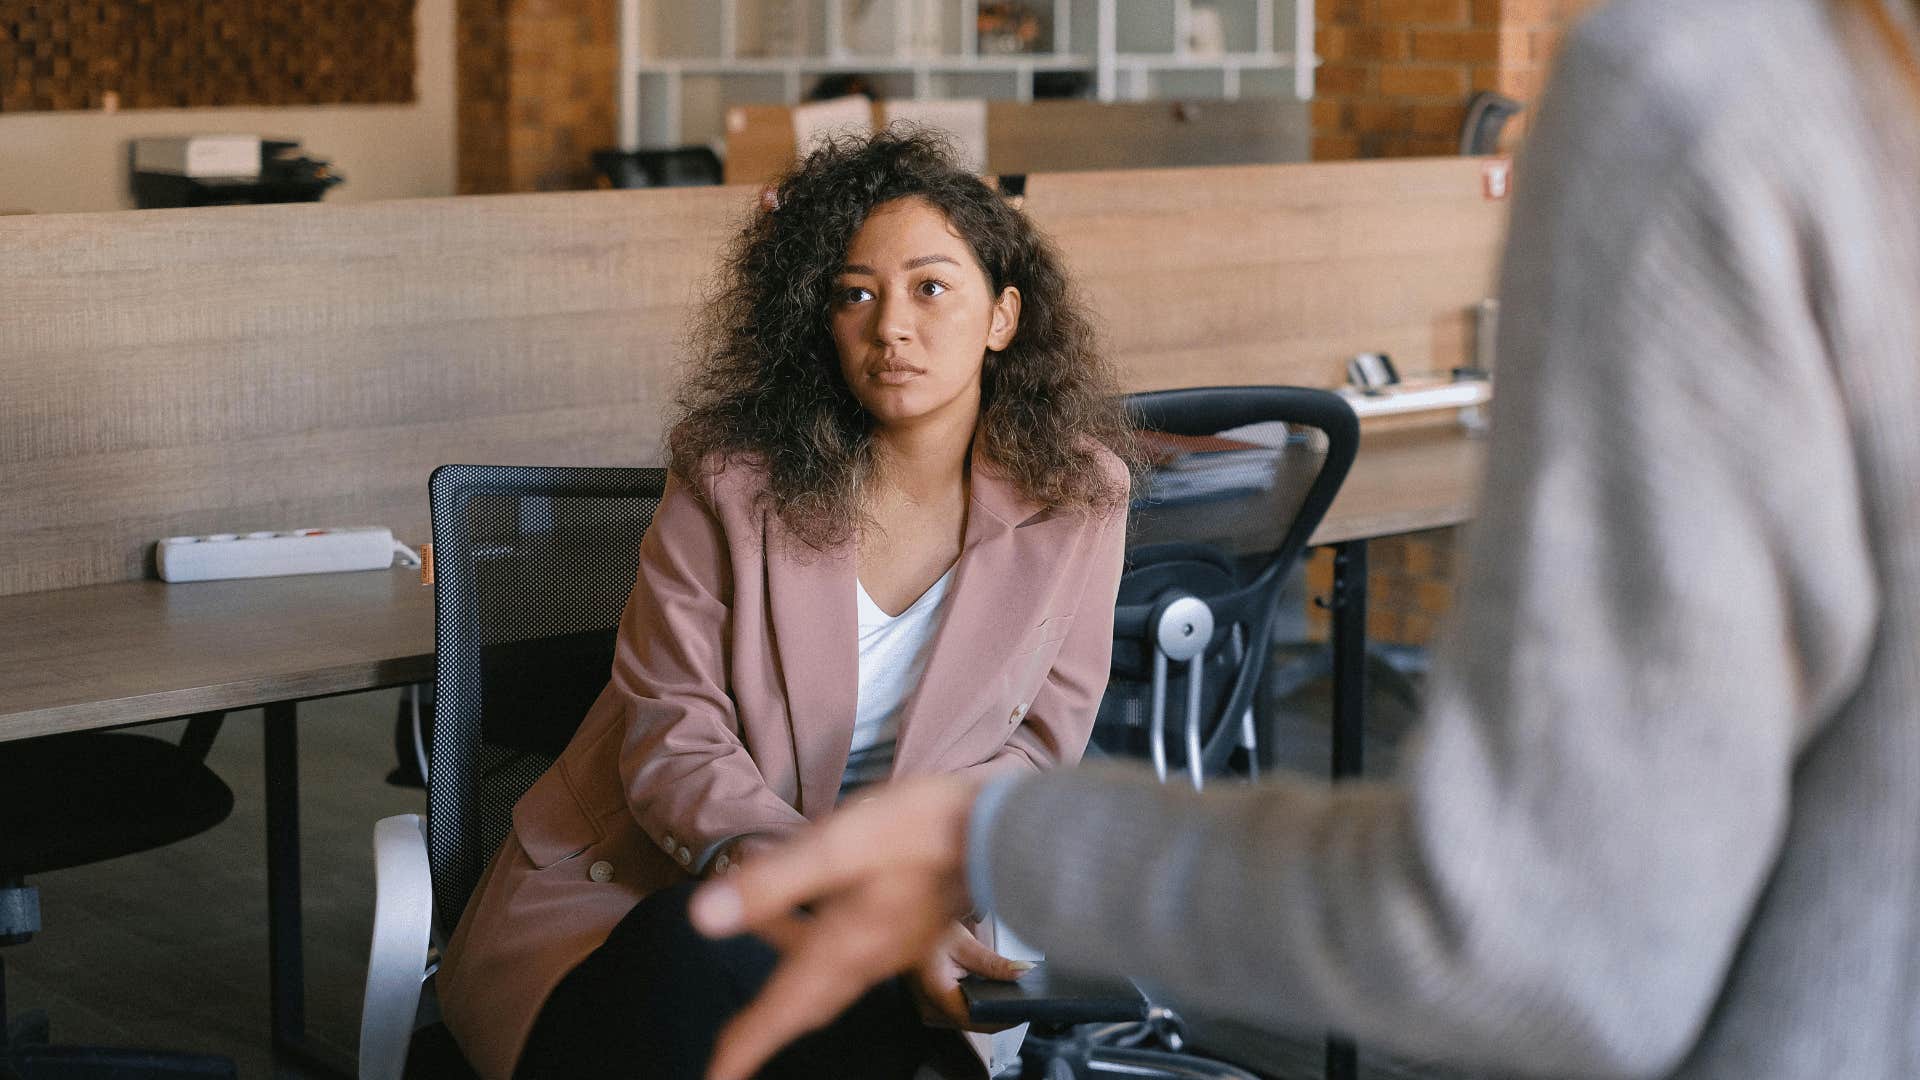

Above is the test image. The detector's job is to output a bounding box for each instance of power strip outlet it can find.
[157,527,397,583]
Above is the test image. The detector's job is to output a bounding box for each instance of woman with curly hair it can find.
[435,130,1137,1080]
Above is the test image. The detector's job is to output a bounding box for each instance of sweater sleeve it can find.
[974,19,1878,1079]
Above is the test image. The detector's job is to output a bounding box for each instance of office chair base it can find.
[1019,1006,1263,1080]
[3,961,237,1080]
[4,1045,236,1080]
[1020,1034,1264,1080]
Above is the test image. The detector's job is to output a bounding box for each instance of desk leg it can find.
[1330,540,1367,780]
[264,702,354,1077]
[264,702,306,1052]
[1325,540,1368,1080]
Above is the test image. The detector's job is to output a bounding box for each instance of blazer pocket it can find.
[1016,614,1074,654]
[1004,619,1073,706]
[512,770,603,870]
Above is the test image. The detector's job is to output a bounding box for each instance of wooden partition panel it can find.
[723,98,1310,186]
[0,190,746,596]
[0,156,1502,596]
[1021,157,1506,393]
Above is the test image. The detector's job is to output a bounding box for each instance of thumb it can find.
[949,929,1034,982]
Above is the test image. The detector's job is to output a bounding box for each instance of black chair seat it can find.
[0,733,233,875]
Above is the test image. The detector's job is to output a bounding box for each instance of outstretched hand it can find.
[688,773,993,1080]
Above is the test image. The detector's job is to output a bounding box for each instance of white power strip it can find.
[1338,379,1492,419]
[157,526,400,582]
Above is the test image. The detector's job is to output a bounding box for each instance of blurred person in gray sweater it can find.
[692,0,1920,1076]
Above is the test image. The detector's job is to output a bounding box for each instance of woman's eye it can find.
[918,279,949,297]
[838,285,873,305]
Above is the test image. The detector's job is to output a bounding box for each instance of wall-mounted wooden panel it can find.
[0,156,1504,596]
[0,1,416,112]
[1020,158,1505,394]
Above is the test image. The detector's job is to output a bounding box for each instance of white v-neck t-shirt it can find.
[841,566,956,793]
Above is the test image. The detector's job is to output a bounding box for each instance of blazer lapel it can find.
[764,515,858,819]
[890,452,1048,778]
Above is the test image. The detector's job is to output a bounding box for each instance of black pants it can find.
[514,882,938,1080]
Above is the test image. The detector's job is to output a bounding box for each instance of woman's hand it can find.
[909,921,1033,1030]
[689,773,988,1080]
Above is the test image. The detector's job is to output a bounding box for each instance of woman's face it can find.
[829,196,1021,434]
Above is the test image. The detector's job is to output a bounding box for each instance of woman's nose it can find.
[873,290,912,344]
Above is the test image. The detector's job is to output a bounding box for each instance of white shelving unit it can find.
[619,0,1314,149]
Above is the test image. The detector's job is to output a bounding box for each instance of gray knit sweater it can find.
[972,1,1920,1076]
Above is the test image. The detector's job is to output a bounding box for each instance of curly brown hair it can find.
[668,128,1137,550]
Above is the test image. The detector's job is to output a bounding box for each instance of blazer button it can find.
[588,860,614,884]
[714,853,731,875]
[677,846,692,866]
[661,834,676,853]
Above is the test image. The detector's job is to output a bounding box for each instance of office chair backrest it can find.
[1459,91,1524,156]
[426,465,667,929]
[1103,387,1358,779]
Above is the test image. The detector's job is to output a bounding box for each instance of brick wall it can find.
[1478,0,1599,144]
[1312,0,1599,160]
[1309,0,1597,646]
[457,0,616,195]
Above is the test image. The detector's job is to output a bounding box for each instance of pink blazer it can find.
[438,447,1129,1079]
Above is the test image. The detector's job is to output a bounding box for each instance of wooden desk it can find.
[0,425,1484,744]
[0,570,431,743]
[1315,425,1485,546]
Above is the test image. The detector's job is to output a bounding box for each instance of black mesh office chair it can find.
[360,464,667,1080]
[0,723,239,1079]
[1103,386,1359,785]
[1458,91,1523,156]
[972,386,1359,1080]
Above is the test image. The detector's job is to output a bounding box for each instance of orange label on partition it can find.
[1483,158,1513,201]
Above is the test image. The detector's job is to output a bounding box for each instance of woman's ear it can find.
[987,285,1022,352]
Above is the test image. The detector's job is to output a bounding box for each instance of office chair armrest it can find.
[961,964,1150,1027]
[360,813,435,1080]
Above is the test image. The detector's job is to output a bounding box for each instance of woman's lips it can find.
[871,359,923,385]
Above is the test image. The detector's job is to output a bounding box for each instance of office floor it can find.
[7,663,1472,1080]
[6,690,423,1079]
